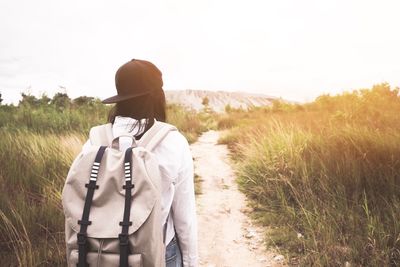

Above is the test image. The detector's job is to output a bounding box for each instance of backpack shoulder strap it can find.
[89,123,114,146]
[138,121,177,151]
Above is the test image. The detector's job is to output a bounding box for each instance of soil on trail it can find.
[191,131,285,267]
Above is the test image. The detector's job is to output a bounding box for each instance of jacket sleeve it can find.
[171,138,199,267]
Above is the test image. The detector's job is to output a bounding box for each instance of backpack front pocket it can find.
[69,249,143,267]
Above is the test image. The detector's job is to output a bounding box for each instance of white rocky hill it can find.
[165,89,277,112]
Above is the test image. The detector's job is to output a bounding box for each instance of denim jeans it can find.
[165,236,183,267]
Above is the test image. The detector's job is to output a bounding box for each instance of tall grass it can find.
[166,104,210,143]
[220,83,400,266]
[0,130,83,266]
[0,99,208,266]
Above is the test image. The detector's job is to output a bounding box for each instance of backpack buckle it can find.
[77,233,87,245]
[118,233,130,246]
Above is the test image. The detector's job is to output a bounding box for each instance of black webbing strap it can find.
[77,146,107,267]
[119,147,134,267]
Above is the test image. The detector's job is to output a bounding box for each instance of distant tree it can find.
[271,99,284,112]
[51,92,71,109]
[271,99,295,112]
[0,92,3,105]
[371,82,399,99]
[19,93,39,107]
[73,96,95,107]
[202,96,209,106]
[314,94,335,111]
[39,93,51,106]
[224,104,232,113]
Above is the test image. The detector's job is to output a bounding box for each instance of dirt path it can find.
[191,131,285,267]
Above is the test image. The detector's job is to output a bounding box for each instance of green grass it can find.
[0,103,110,135]
[0,101,208,142]
[0,130,83,266]
[0,99,209,266]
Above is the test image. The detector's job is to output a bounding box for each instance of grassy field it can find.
[0,95,209,266]
[218,83,400,266]
[2,84,399,266]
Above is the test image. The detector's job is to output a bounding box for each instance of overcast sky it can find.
[0,0,399,104]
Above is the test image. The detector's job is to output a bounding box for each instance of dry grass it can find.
[0,130,79,265]
[219,83,400,266]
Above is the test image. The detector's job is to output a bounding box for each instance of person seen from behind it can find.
[82,59,199,266]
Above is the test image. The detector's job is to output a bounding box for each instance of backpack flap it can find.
[62,146,161,238]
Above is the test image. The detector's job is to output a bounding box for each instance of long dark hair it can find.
[108,89,166,139]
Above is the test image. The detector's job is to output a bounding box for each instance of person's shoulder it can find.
[162,125,189,148]
[152,121,188,150]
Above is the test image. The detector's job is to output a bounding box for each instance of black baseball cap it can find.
[102,59,163,104]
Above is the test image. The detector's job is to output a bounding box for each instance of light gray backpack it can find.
[62,121,176,267]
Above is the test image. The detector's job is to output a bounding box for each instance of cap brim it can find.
[102,94,133,104]
[102,91,153,104]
